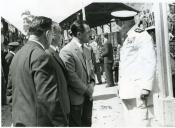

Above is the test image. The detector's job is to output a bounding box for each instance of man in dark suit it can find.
[101,34,115,87]
[46,22,70,126]
[3,42,20,105]
[7,16,66,126]
[1,37,8,105]
[60,20,95,127]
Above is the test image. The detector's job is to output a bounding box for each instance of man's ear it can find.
[77,32,81,38]
[45,30,50,39]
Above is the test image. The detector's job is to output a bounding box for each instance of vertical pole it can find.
[95,27,98,35]
[109,22,112,33]
[101,25,104,33]
[162,3,174,97]
[154,2,167,97]
[82,1,86,20]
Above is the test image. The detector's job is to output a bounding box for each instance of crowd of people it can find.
[1,15,100,126]
[4,6,175,126]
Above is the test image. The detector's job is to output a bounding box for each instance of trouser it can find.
[104,63,114,87]
[69,97,93,127]
[122,98,153,126]
[1,69,7,105]
[114,66,119,83]
[172,75,175,97]
[95,62,102,83]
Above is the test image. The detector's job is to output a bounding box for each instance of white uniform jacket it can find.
[119,28,156,99]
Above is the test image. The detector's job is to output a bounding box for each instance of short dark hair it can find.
[29,16,52,37]
[104,33,108,39]
[70,20,89,37]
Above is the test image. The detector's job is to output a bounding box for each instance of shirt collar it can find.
[50,45,60,52]
[50,45,57,52]
[72,37,82,48]
[9,51,15,56]
[29,35,45,50]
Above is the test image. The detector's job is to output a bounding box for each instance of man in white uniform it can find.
[118,14,156,126]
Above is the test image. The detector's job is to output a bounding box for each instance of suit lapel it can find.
[48,47,66,70]
[54,52,66,70]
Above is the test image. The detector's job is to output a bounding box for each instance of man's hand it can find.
[140,89,150,100]
[85,82,95,100]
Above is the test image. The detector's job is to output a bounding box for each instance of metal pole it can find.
[82,1,86,20]
[109,22,112,33]
[162,3,174,97]
[154,2,167,97]
[101,25,104,33]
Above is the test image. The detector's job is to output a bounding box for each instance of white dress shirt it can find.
[9,51,15,56]
[50,45,60,52]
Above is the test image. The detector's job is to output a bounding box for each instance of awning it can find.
[60,2,139,29]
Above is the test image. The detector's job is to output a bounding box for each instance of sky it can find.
[0,0,93,33]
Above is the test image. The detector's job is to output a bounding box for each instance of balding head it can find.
[51,22,63,47]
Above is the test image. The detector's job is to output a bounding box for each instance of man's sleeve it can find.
[59,49,88,95]
[32,53,66,126]
[140,35,156,91]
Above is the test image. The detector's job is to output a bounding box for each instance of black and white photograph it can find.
[1,0,175,127]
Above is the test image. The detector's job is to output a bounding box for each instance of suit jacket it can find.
[119,29,156,99]
[7,41,66,126]
[102,38,114,63]
[46,47,70,119]
[60,38,95,105]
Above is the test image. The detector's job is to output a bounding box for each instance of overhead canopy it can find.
[60,2,139,29]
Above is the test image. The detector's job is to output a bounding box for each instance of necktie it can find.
[81,44,86,62]
[56,47,59,53]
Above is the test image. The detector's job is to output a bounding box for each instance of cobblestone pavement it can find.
[92,84,125,127]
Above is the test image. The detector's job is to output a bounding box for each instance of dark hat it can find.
[8,42,20,47]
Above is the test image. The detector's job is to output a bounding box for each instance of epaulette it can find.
[134,28,145,33]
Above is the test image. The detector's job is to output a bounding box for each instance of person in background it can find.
[1,32,8,105]
[46,22,70,126]
[60,19,95,127]
[5,42,20,65]
[90,36,103,84]
[113,43,121,85]
[89,36,102,84]
[101,33,115,87]
[170,53,175,97]
[7,16,67,126]
[85,35,96,75]
[118,14,156,126]
[3,42,20,105]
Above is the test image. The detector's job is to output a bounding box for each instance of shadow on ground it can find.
[93,94,117,101]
